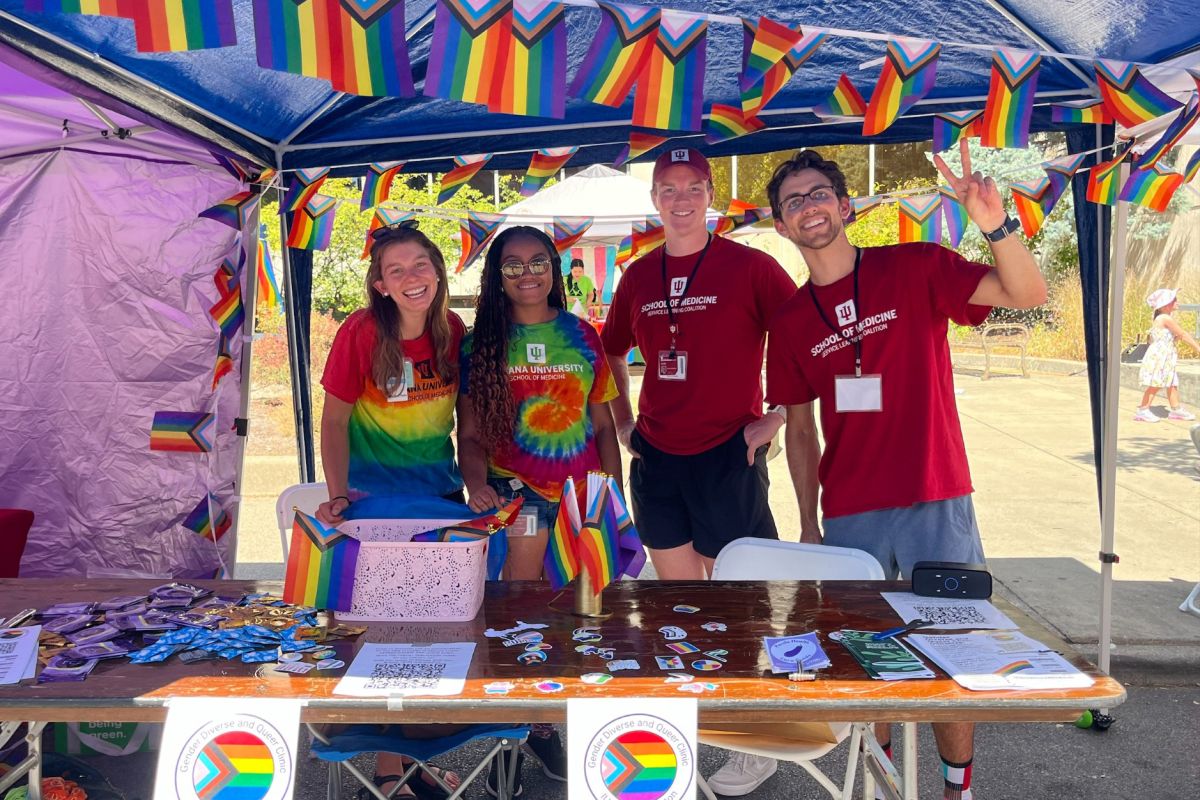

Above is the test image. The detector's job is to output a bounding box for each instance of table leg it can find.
[861,731,901,800]
[902,722,918,800]
[0,722,46,800]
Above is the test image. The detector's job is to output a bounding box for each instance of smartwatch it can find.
[767,404,787,421]
[982,215,1021,243]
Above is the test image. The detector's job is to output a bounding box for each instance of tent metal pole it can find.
[979,0,1097,89]
[77,97,118,131]
[0,126,152,159]
[1097,158,1129,680]
[276,154,313,484]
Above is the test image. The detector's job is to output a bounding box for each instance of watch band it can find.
[983,215,1020,243]
[767,404,787,420]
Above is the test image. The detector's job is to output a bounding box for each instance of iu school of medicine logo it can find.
[526,343,547,364]
[174,714,293,800]
[583,713,693,800]
[835,299,857,326]
[669,277,688,297]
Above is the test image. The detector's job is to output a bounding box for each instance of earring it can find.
[381,292,389,297]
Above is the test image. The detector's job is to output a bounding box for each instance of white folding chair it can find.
[275,481,328,561]
[701,538,886,800]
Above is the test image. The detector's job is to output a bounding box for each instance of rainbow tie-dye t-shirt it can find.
[462,311,618,500]
[321,310,464,498]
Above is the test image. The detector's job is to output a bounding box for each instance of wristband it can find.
[331,495,350,507]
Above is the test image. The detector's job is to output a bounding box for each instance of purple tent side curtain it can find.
[1067,123,1115,510]
[0,144,250,578]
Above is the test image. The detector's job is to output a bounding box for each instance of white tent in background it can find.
[500,163,660,244]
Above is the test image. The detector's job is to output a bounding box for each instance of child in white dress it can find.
[1135,288,1200,422]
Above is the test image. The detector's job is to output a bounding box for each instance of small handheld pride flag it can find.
[283,510,360,611]
[545,477,582,590]
[150,411,214,453]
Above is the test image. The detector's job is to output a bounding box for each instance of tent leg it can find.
[276,162,314,484]
[1097,159,1130,684]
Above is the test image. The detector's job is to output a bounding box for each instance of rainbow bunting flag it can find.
[521,146,577,197]
[980,49,1041,149]
[708,215,735,237]
[1010,177,1054,237]
[285,167,329,213]
[1086,153,1127,206]
[720,204,772,234]
[150,411,214,453]
[286,195,338,250]
[897,194,942,243]
[490,0,566,118]
[738,16,806,94]
[613,131,669,168]
[214,254,240,298]
[213,155,253,184]
[545,477,582,589]
[212,335,234,389]
[199,190,259,231]
[704,103,765,144]
[740,19,824,116]
[256,235,282,313]
[577,474,617,595]
[632,215,665,255]
[27,0,236,52]
[359,161,406,211]
[438,153,493,204]
[456,210,505,272]
[1094,59,1182,129]
[1050,101,1114,125]
[632,10,707,132]
[1135,91,1199,169]
[864,38,942,137]
[362,207,417,258]
[283,509,360,610]
[1041,153,1087,214]
[615,232,635,267]
[845,195,883,226]
[252,0,414,97]
[937,187,969,247]
[424,0,512,106]
[182,493,231,541]
[1119,163,1184,212]
[931,110,982,153]
[569,1,659,108]
[1184,149,1200,184]
[813,74,867,119]
[209,283,245,341]
[552,217,594,255]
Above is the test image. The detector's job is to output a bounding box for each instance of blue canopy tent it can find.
[1,0,1197,675]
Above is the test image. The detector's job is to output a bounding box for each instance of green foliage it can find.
[260,172,528,322]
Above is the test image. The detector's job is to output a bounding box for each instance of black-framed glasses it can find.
[500,256,554,279]
[370,218,420,241]
[781,185,837,211]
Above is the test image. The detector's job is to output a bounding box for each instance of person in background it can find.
[316,220,463,799]
[458,225,621,794]
[601,147,797,583]
[752,143,1046,800]
[565,256,598,316]
[1134,288,1199,422]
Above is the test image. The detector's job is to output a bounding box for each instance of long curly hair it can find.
[468,226,567,452]
[364,226,457,393]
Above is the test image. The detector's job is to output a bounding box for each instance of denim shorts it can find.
[486,476,558,533]
[821,495,985,580]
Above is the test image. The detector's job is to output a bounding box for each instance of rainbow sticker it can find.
[602,731,678,797]
[193,731,274,800]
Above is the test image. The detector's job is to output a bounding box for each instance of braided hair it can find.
[468,226,567,451]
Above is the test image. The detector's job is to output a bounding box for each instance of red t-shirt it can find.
[602,235,797,454]
[766,243,991,518]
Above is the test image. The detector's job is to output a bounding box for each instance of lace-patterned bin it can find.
[335,518,487,622]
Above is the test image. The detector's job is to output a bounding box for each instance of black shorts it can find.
[628,426,778,559]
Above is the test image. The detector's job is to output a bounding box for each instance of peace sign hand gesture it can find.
[933,139,1008,234]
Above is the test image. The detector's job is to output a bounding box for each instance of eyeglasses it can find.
[500,256,554,279]
[370,218,420,242]
[781,185,837,212]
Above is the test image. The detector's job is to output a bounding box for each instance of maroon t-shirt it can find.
[602,235,797,454]
[766,243,991,518]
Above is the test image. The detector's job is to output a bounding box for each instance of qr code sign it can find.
[364,661,448,692]
[912,604,990,627]
[0,640,16,656]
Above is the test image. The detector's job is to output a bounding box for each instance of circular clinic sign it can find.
[583,713,694,800]
[173,713,294,800]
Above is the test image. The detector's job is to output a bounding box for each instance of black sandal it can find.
[407,765,462,800]
[357,774,415,800]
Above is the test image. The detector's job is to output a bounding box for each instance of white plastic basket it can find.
[334,518,487,622]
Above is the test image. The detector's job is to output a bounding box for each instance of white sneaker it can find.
[706,752,778,796]
[1168,407,1197,421]
[1133,407,1159,423]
